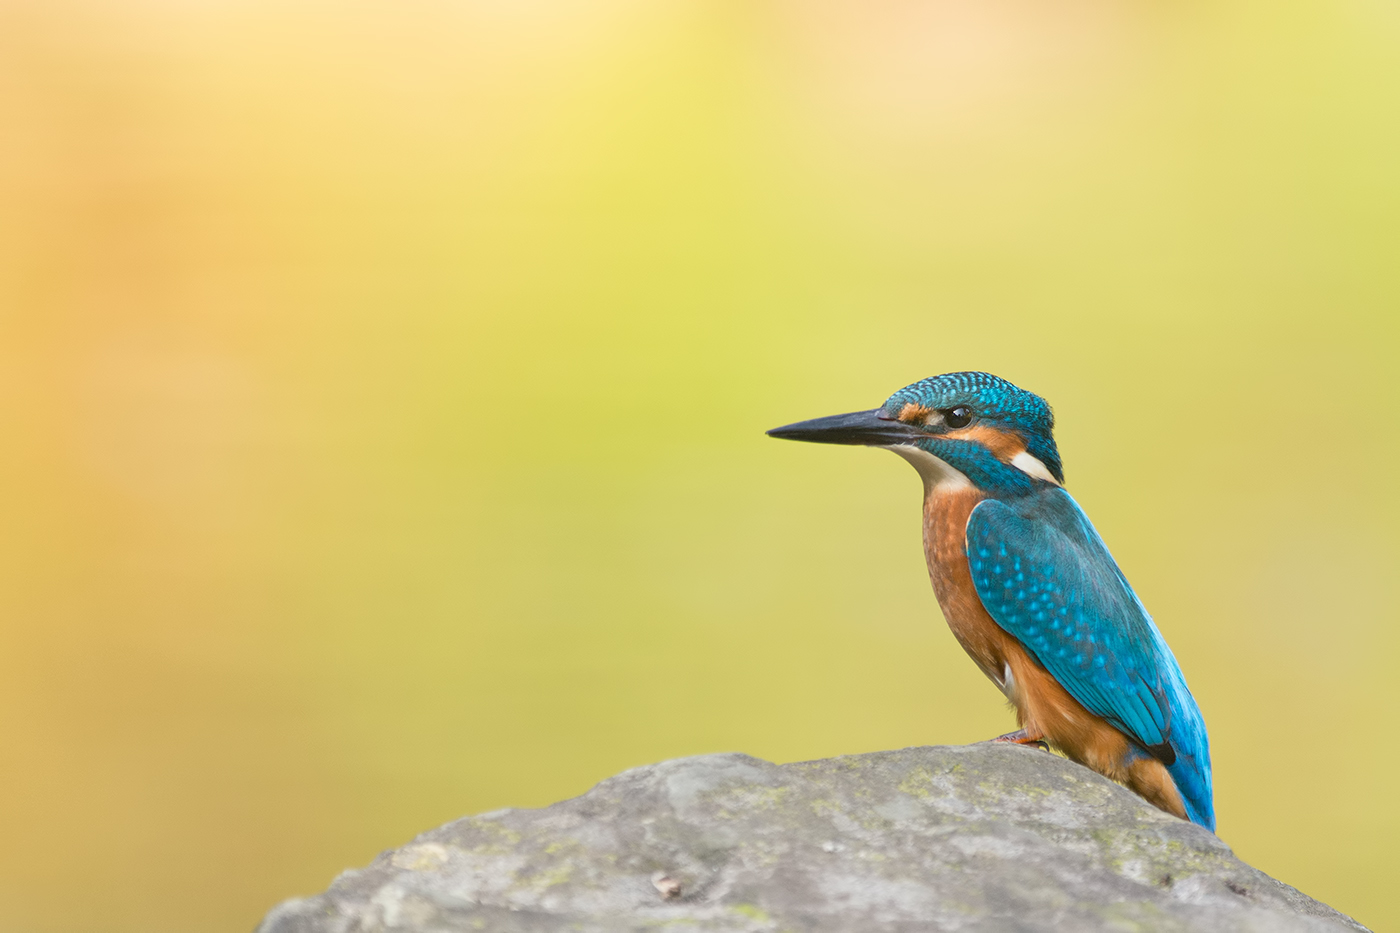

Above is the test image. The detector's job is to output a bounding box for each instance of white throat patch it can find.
[884,444,973,493]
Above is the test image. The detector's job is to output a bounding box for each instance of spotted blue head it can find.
[767,372,1064,496]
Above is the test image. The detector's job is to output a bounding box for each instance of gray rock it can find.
[258,745,1366,933]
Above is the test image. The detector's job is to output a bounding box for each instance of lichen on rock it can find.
[258,744,1367,933]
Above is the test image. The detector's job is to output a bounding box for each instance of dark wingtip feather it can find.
[1145,741,1177,767]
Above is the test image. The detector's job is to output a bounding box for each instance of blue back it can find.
[966,487,1215,829]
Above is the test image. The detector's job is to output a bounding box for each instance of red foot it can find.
[988,729,1050,752]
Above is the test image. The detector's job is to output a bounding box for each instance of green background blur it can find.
[2,2,1397,930]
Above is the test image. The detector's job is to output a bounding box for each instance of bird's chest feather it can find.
[922,486,1015,685]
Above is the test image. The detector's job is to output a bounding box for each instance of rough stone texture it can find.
[259,745,1367,933]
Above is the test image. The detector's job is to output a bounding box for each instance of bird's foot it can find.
[988,729,1050,752]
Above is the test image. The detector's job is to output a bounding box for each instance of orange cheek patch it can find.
[942,424,1027,461]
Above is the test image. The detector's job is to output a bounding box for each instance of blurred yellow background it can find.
[2,1,1397,930]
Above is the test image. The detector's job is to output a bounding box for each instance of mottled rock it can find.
[258,745,1366,932]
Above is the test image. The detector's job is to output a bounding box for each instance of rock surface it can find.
[258,745,1366,933]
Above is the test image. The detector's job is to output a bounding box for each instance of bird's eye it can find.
[945,407,973,429]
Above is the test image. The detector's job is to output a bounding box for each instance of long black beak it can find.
[766,409,922,446]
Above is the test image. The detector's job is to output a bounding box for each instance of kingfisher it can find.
[767,372,1214,830]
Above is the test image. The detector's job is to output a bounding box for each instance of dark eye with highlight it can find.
[945,407,973,428]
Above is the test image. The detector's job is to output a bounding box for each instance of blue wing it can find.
[966,488,1214,829]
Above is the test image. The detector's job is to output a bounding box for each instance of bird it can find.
[767,371,1214,830]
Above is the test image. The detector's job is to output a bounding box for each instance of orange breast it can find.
[921,485,1016,687]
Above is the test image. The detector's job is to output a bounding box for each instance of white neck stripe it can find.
[1010,451,1059,485]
